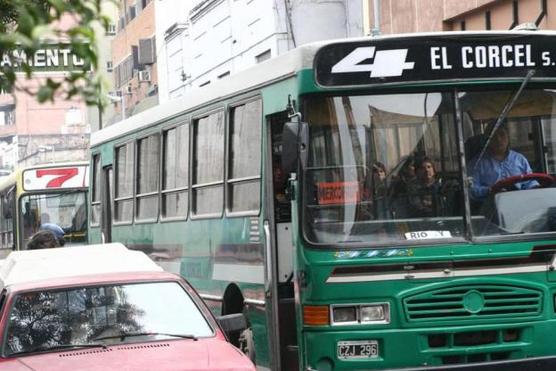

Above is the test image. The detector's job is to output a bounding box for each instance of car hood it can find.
[0,338,255,371]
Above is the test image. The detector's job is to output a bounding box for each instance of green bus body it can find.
[90,31,556,370]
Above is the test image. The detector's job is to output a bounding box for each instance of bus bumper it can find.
[303,320,556,370]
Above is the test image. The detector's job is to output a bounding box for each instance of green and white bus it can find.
[90,31,556,370]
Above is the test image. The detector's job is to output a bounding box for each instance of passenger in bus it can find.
[26,230,61,250]
[39,213,66,246]
[469,125,537,200]
[388,156,416,218]
[407,157,442,218]
[372,162,389,219]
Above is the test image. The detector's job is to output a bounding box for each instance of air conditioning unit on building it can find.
[138,70,151,82]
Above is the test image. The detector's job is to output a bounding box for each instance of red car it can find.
[0,244,255,371]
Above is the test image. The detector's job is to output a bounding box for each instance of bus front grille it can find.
[403,284,542,322]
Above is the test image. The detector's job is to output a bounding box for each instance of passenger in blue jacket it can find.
[469,126,537,200]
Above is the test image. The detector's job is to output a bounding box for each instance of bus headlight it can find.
[331,303,390,325]
[361,304,389,323]
[332,306,357,324]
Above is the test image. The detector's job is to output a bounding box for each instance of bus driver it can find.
[469,125,537,200]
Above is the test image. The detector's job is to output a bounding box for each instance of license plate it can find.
[337,340,379,359]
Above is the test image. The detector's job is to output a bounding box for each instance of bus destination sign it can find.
[315,34,556,87]
[23,166,89,191]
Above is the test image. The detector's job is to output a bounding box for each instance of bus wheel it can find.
[238,327,256,362]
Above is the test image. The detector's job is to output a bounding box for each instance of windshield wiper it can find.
[93,332,198,342]
[11,342,107,356]
[472,69,536,170]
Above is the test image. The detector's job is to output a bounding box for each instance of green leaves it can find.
[0,0,107,107]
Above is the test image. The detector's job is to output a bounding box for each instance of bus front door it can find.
[267,113,298,370]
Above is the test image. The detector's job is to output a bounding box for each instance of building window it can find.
[114,55,134,89]
[114,142,134,222]
[91,154,101,226]
[136,134,160,220]
[199,80,210,87]
[106,23,117,35]
[192,111,224,217]
[217,71,230,79]
[0,106,15,126]
[129,4,137,20]
[162,123,189,218]
[228,99,262,214]
[255,49,271,63]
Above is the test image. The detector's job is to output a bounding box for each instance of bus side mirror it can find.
[281,121,309,175]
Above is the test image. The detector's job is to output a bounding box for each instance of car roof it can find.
[0,243,163,289]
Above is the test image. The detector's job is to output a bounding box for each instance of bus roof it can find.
[91,40,328,147]
[91,30,556,147]
[0,243,163,289]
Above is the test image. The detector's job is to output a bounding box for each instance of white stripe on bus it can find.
[326,263,549,283]
[212,263,265,284]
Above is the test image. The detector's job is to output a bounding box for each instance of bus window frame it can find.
[0,188,14,251]
[160,120,190,222]
[113,141,135,226]
[190,107,226,220]
[18,189,89,249]
[90,153,101,228]
[134,131,161,224]
[298,91,469,249]
[225,96,263,218]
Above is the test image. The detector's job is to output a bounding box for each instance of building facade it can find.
[366,0,554,35]
[156,0,364,103]
[0,25,89,170]
[104,0,159,126]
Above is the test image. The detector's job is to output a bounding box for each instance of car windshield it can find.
[20,191,87,247]
[4,282,213,356]
[302,89,556,245]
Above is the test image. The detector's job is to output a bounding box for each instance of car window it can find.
[4,281,213,356]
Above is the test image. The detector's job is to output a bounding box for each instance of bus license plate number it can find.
[337,340,379,359]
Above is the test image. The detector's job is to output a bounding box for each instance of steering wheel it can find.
[490,173,555,194]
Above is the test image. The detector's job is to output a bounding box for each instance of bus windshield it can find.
[302,89,556,245]
[20,191,87,247]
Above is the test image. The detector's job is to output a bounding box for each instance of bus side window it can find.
[228,99,262,214]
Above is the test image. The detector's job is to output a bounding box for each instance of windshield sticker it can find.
[335,248,413,259]
[317,181,360,205]
[405,231,452,240]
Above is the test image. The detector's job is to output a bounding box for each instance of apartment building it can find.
[365,0,554,34]
[105,0,158,125]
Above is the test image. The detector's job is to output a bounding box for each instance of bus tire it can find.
[238,326,256,362]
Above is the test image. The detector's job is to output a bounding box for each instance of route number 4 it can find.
[331,46,415,78]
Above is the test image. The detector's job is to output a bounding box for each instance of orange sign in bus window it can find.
[317,181,360,205]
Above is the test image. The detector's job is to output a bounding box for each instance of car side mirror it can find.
[281,121,308,175]
[217,313,247,336]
